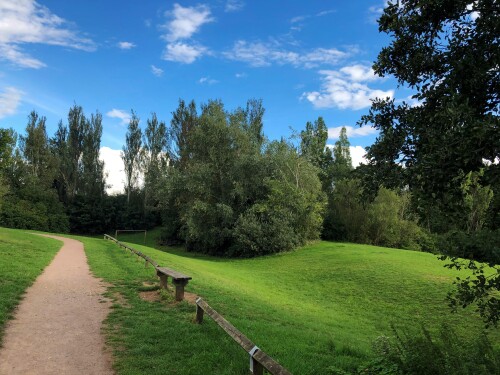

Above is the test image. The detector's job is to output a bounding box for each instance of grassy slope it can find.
[87,230,499,374]
[0,227,61,340]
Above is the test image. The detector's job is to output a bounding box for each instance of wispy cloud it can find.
[118,41,136,50]
[160,3,213,64]
[302,64,393,110]
[225,0,245,12]
[162,42,207,64]
[198,76,218,84]
[224,40,354,68]
[0,87,23,119]
[106,109,130,125]
[151,65,164,77]
[316,9,336,17]
[235,72,247,78]
[328,125,377,139]
[0,0,95,69]
[368,1,390,24]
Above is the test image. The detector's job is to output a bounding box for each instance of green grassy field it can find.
[88,229,499,374]
[0,228,61,340]
[1,227,498,374]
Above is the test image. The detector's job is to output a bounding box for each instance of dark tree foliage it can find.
[359,0,499,231]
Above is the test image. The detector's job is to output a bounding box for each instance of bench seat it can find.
[156,267,192,301]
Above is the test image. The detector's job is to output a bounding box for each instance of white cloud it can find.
[0,0,95,68]
[160,4,212,64]
[118,41,136,49]
[99,147,125,195]
[198,76,218,84]
[151,65,164,77]
[350,146,368,167]
[162,42,207,64]
[316,10,336,17]
[339,64,379,82]
[0,87,23,119]
[328,126,377,139]
[235,72,247,78]
[106,109,130,125]
[224,40,352,68]
[326,144,368,167]
[161,3,213,42]
[302,65,394,110]
[225,0,245,12]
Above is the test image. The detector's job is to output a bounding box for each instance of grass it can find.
[0,227,61,341]
[1,227,499,374]
[89,229,499,374]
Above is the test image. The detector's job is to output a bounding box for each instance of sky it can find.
[0,0,415,193]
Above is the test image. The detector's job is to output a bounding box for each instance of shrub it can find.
[359,324,500,375]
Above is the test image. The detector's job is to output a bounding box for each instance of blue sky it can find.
[0,0,414,192]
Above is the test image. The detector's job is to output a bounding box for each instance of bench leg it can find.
[158,274,168,289]
[173,279,189,301]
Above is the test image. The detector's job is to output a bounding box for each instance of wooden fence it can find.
[103,233,293,375]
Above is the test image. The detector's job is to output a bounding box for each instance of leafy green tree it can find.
[122,111,142,204]
[143,112,168,217]
[360,0,499,231]
[18,112,55,184]
[81,111,105,198]
[0,128,16,211]
[170,99,197,169]
[300,117,334,193]
[331,126,353,182]
[159,99,324,257]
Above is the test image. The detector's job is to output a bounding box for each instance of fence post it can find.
[195,298,204,323]
[249,346,263,375]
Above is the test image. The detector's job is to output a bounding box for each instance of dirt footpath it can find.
[0,235,113,375]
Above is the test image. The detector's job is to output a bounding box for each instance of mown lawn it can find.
[83,230,499,374]
[1,227,498,374]
[0,227,61,340]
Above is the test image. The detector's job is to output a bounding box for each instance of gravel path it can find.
[0,235,113,375]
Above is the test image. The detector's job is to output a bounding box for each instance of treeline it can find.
[0,99,498,261]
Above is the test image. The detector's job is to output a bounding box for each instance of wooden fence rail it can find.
[196,298,292,375]
[103,233,293,375]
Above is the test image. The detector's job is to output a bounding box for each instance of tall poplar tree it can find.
[122,111,142,204]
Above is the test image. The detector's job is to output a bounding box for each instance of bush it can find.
[359,324,500,375]
[438,230,500,264]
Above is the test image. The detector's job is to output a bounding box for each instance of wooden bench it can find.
[156,267,192,301]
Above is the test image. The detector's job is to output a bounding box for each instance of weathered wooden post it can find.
[249,346,264,375]
[195,298,204,323]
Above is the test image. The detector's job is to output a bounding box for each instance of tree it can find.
[363,0,500,326]
[81,111,105,198]
[19,112,54,184]
[122,111,142,204]
[143,112,168,213]
[331,126,353,182]
[300,117,334,193]
[360,0,499,231]
[170,99,197,169]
